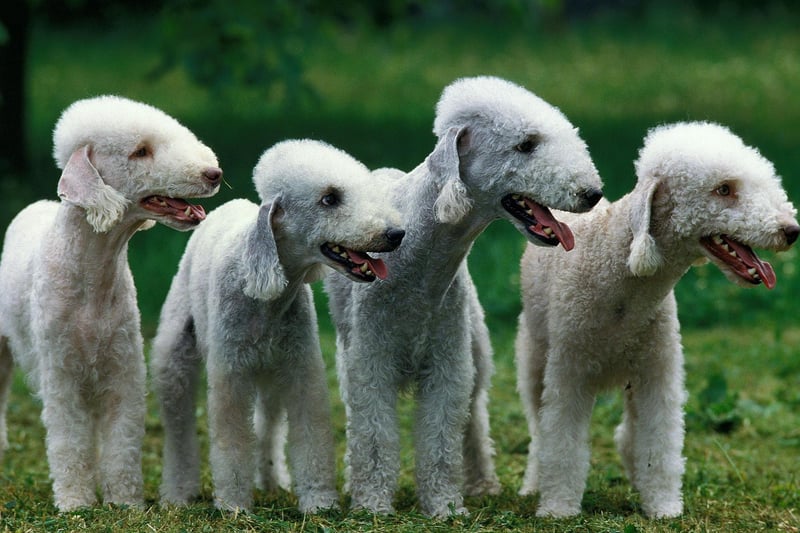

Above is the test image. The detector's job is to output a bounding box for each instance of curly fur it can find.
[325,76,603,518]
[0,95,220,511]
[150,139,404,513]
[515,121,799,518]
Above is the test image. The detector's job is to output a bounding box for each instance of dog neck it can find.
[390,165,493,295]
[42,202,141,296]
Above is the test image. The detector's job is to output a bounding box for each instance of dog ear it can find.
[429,126,473,224]
[242,199,288,301]
[57,145,129,233]
[627,178,663,276]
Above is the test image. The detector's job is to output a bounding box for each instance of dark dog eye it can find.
[514,136,539,154]
[715,183,731,196]
[130,145,151,159]
[321,193,339,207]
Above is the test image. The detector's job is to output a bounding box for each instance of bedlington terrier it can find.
[0,95,221,511]
[324,76,604,517]
[151,139,405,513]
[516,121,799,518]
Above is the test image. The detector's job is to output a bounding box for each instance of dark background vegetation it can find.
[2,0,799,336]
[0,1,799,530]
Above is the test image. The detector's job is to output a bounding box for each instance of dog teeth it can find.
[329,245,346,258]
[748,267,758,276]
[719,240,737,256]
[512,194,521,200]
[543,227,554,237]
[184,206,192,217]
[357,263,374,276]
[712,236,740,259]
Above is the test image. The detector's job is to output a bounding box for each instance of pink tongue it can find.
[524,199,575,251]
[347,250,388,280]
[726,239,777,289]
[143,196,206,221]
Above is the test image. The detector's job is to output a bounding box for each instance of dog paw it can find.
[55,495,98,513]
[536,498,581,518]
[643,499,683,519]
[351,501,395,515]
[464,477,502,496]
[298,491,340,514]
[421,500,469,519]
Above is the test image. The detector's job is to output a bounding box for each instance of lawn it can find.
[1,3,799,531]
[1,326,798,532]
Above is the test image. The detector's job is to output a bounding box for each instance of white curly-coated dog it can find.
[325,76,604,517]
[0,96,221,511]
[516,121,799,518]
[150,139,405,513]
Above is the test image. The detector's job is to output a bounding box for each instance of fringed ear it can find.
[57,145,129,233]
[242,199,288,301]
[627,178,663,277]
[429,126,473,224]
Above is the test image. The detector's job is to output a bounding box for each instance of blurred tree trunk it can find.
[0,2,30,174]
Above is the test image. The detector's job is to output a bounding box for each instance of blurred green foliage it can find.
[689,373,743,433]
[5,0,800,336]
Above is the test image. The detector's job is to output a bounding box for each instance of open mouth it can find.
[502,194,575,250]
[141,196,206,225]
[700,234,776,289]
[321,243,388,282]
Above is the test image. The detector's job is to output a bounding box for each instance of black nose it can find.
[385,228,405,246]
[203,167,223,186]
[784,224,800,245]
[581,187,603,208]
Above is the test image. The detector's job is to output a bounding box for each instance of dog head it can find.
[628,121,799,289]
[53,95,222,233]
[242,140,405,300]
[428,76,604,251]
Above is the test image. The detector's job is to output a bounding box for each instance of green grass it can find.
[1,326,798,531]
[2,4,800,531]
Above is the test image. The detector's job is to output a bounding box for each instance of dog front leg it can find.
[342,354,400,515]
[97,354,145,507]
[282,351,339,513]
[40,365,98,511]
[207,366,257,511]
[621,350,687,518]
[414,352,474,518]
[535,364,595,518]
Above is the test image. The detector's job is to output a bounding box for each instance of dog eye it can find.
[514,136,539,154]
[130,145,151,159]
[321,193,339,207]
[715,183,731,196]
